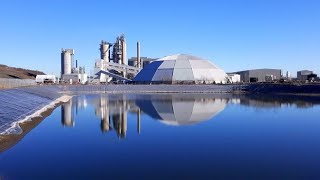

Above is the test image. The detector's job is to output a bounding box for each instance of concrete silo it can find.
[61,48,74,76]
[100,40,111,62]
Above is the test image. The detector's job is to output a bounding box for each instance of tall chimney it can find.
[122,36,127,65]
[137,42,141,68]
[121,35,127,77]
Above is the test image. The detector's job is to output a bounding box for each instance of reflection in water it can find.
[61,100,74,127]
[60,94,320,138]
[135,95,227,126]
[137,108,141,134]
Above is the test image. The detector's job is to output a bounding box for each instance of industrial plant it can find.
[56,34,320,85]
[57,34,231,85]
[60,48,87,84]
[90,35,143,84]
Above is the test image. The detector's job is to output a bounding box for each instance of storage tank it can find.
[100,40,110,62]
[61,49,74,75]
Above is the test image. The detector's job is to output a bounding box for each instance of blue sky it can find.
[0,0,319,77]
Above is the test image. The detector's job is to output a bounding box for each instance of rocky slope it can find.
[0,64,45,79]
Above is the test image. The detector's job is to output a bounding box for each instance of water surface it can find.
[1,94,320,179]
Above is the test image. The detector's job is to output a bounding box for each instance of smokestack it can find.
[137,42,141,68]
[122,36,127,65]
[120,35,127,77]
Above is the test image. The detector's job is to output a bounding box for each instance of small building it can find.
[35,75,56,84]
[128,57,157,68]
[62,73,88,84]
[233,69,281,83]
[227,73,241,83]
[297,70,317,81]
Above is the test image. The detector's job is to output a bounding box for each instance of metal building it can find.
[297,70,317,81]
[227,73,241,83]
[233,69,281,82]
[128,57,157,68]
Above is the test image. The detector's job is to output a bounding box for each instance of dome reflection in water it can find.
[60,94,228,138]
[3,93,320,179]
[60,94,320,139]
[135,94,227,126]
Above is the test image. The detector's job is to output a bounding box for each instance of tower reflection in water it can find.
[61,94,320,138]
[61,99,74,127]
[60,94,229,138]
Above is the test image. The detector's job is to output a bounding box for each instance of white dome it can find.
[135,94,227,126]
[133,54,228,84]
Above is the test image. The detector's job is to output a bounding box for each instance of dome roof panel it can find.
[152,69,174,82]
[158,54,205,61]
[157,60,176,69]
[189,60,218,69]
[174,59,192,69]
[172,69,194,81]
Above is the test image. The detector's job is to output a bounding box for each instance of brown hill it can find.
[0,64,45,79]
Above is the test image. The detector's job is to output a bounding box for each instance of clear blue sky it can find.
[0,0,319,77]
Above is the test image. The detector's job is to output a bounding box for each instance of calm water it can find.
[1,94,320,179]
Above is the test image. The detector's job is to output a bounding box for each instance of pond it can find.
[1,93,320,179]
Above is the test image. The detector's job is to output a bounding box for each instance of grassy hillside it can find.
[0,64,45,79]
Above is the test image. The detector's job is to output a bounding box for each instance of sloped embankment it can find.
[0,86,70,135]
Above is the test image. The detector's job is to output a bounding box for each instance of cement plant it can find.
[2,1,320,179]
[30,34,319,87]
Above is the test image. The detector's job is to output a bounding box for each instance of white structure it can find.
[286,71,291,80]
[61,49,74,76]
[61,99,74,127]
[133,54,228,84]
[35,75,56,84]
[100,40,111,62]
[136,95,227,126]
[62,73,88,84]
[227,73,241,83]
[94,59,108,83]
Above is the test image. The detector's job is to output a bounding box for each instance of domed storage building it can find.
[133,54,228,84]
